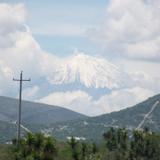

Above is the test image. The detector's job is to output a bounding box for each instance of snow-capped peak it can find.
[48,53,130,89]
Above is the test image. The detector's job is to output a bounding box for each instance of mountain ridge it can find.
[0,96,87,125]
[49,53,132,89]
[37,93,160,141]
[0,94,160,143]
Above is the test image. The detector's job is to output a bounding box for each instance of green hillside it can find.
[0,96,87,143]
[0,96,87,125]
[37,94,160,142]
[0,94,160,143]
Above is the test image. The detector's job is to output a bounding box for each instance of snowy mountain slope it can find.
[37,53,154,116]
[48,53,132,89]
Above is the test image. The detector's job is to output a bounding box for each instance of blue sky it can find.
[1,0,108,56]
[17,0,108,56]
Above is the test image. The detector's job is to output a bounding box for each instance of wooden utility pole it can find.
[13,71,31,142]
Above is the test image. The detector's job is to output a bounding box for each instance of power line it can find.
[136,101,159,130]
[13,71,31,143]
[11,121,32,133]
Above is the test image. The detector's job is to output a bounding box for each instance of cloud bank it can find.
[0,3,159,116]
[88,0,160,61]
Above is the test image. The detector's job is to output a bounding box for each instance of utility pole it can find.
[13,71,31,143]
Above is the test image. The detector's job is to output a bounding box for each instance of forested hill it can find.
[0,94,160,143]
[0,96,87,125]
[39,94,160,141]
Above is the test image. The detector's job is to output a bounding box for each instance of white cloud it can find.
[0,3,26,48]
[0,3,55,96]
[95,87,154,114]
[88,0,160,61]
[23,86,40,100]
[0,3,58,93]
[39,90,91,106]
[38,90,94,115]
[0,59,14,94]
[0,2,159,116]
[0,4,40,76]
[38,87,154,116]
[130,71,160,95]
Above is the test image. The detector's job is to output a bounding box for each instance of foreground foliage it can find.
[3,128,160,160]
[0,145,14,160]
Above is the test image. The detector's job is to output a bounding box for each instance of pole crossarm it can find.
[13,71,31,143]
[13,78,31,81]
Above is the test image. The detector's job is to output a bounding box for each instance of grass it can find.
[0,145,13,160]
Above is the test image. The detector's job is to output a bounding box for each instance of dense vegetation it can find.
[1,127,160,160]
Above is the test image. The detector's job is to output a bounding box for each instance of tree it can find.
[13,133,57,160]
[81,142,87,159]
[42,137,57,160]
[103,127,117,151]
[68,137,79,160]
[92,143,98,154]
